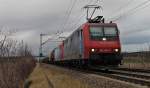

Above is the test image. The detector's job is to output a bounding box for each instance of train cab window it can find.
[104,27,117,36]
[90,26,103,40]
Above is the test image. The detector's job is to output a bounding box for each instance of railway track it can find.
[85,67,150,87]
[46,63,150,87]
[113,67,150,74]
[65,65,150,87]
[90,66,150,79]
[109,69,150,80]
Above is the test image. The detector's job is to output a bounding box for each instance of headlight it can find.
[91,49,95,52]
[114,49,119,52]
[102,38,106,41]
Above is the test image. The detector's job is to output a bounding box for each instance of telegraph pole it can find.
[38,33,66,62]
[39,33,43,62]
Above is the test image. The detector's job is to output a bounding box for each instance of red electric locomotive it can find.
[51,16,122,66]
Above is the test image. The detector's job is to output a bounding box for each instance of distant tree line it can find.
[123,51,150,57]
[0,29,32,57]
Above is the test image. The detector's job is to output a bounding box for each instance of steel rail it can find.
[109,69,150,80]
[112,68,150,73]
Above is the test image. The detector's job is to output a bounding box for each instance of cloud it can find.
[0,0,150,55]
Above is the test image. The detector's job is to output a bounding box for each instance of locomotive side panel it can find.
[64,29,83,60]
[70,30,81,59]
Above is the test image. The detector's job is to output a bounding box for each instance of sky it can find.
[0,0,150,55]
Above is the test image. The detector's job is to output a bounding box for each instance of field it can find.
[122,52,150,69]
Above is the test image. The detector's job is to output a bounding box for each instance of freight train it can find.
[48,16,123,67]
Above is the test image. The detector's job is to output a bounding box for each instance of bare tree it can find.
[0,29,36,88]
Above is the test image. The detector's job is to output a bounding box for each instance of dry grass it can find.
[121,56,150,69]
[28,64,89,88]
[28,65,50,88]
[0,57,36,88]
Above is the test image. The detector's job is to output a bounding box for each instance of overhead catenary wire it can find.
[107,0,134,19]
[42,0,83,48]
[110,0,150,22]
[54,0,80,39]
[59,0,96,35]
[57,0,74,33]
[69,0,94,30]
[45,0,78,42]
[52,0,101,39]
[62,0,78,31]
[108,0,150,36]
[70,0,101,30]
[44,0,74,42]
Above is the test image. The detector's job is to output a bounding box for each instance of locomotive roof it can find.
[84,22,117,26]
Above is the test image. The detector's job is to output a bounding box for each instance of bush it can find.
[0,57,36,88]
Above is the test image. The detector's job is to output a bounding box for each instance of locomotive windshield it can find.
[90,26,117,40]
[104,27,117,36]
[90,27,103,39]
